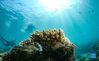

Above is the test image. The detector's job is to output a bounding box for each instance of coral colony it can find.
[2,29,76,61]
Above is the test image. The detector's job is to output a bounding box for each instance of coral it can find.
[92,43,99,61]
[2,29,76,61]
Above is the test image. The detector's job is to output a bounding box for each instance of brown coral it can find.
[2,29,76,61]
[30,29,75,48]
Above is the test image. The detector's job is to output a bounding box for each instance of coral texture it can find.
[2,29,76,61]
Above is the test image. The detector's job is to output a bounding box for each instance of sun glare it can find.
[39,0,72,11]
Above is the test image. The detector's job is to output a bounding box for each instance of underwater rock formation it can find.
[2,29,76,61]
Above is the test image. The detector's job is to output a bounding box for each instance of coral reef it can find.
[94,44,99,61]
[2,29,76,61]
[76,43,99,61]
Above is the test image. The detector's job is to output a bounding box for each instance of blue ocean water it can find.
[0,0,99,57]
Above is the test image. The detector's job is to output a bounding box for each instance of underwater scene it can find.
[0,0,99,61]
